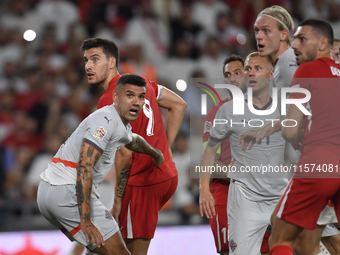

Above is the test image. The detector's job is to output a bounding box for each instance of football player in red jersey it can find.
[81,38,187,255]
[270,19,340,255]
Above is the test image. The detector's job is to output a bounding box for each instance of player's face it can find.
[292,26,319,65]
[83,47,115,87]
[223,60,246,93]
[244,56,273,95]
[254,16,283,58]
[332,41,340,62]
[113,84,146,125]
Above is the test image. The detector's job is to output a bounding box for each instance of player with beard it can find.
[270,19,340,255]
[37,74,164,255]
[81,38,186,255]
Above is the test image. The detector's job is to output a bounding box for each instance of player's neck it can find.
[251,89,270,109]
[101,69,120,91]
[316,49,331,60]
[114,104,129,126]
[269,43,289,64]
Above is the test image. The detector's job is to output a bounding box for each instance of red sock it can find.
[270,245,293,255]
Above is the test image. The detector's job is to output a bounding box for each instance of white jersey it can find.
[40,105,132,195]
[210,96,288,201]
[272,47,298,115]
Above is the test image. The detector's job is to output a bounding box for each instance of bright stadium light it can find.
[23,30,36,41]
[176,79,187,92]
[236,33,246,45]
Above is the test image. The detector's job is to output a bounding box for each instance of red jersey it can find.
[202,98,231,205]
[290,58,340,175]
[97,74,177,186]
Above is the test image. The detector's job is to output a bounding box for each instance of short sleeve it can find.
[209,104,231,143]
[290,63,312,99]
[202,105,219,142]
[145,78,162,99]
[82,112,115,154]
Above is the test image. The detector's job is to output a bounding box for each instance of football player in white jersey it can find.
[37,74,164,255]
[201,52,288,255]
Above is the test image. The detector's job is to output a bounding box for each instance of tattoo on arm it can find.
[76,142,101,223]
[207,139,218,148]
[125,134,160,158]
[87,146,94,160]
[116,167,131,198]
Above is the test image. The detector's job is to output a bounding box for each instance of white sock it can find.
[318,241,331,255]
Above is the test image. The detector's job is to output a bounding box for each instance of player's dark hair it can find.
[223,54,245,73]
[299,19,334,46]
[334,38,340,43]
[116,74,146,89]
[81,38,119,67]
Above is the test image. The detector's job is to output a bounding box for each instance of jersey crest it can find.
[204,121,212,133]
[93,126,107,140]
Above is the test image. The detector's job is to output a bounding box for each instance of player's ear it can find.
[280,29,289,42]
[112,90,118,103]
[319,37,328,51]
[269,69,273,80]
[110,57,116,70]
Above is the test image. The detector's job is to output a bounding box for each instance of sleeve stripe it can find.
[209,135,226,143]
[203,141,222,154]
[156,85,164,101]
[83,138,104,154]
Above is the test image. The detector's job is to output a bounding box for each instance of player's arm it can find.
[202,142,229,179]
[239,119,282,150]
[111,147,132,224]
[282,104,305,150]
[157,87,187,147]
[125,133,164,168]
[199,139,221,219]
[76,141,104,248]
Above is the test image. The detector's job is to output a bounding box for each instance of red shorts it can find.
[261,231,270,253]
[119,176,178,239]
[209,204,229,253]
[276,177,340,230]
[209,180,270,253]
[209,180,229,253]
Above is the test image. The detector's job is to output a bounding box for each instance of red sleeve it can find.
[202,105,219,142]
[146,78,159,98]
[290,63,312,99]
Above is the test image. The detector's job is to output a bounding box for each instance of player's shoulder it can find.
[217,97,234,115]
[298,58,339,77]
[89,105,119,124]
[299,57,332,69]
[206,99,229,118]
[140,75,158,95]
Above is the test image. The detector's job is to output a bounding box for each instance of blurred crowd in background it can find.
[1,0,340,230]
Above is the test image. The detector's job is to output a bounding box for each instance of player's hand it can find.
[110,199,122,225]
[154,149,164,169]
[199,189,215,219]
[80,219,104,248]
[239,129,259,150]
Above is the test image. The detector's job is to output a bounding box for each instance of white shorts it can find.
[227,181,278,255]
[317,205,338,225]
[322,224,340,238]
[97,180,114,209]
[37,180,119,250]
